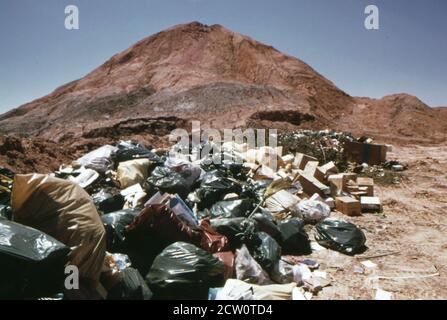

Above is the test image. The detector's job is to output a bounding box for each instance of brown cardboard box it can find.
[298,171,331,197]
[314,161,338,183]
[357,177,374,196]
[336,196,362,216]
[294,153,318,170]
[344,141,387,165]
[303,161,319,176]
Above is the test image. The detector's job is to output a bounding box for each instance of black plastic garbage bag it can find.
[315,218,366,255]
[146,242,225,300]
[107,267,153,300]
[278,218,311,255]
[92,189,125,214]
[251,208,281,242]
[248,232,281,273]
[112,141,161,165]
[0,220,71,299]
[147,166,190,196]
[101,209,140,253]
[195,170,240,209]
[209,198,253,219]
[210,217,257,249]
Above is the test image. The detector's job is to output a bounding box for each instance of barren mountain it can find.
[0,22,446,173]
[0,21,354,142]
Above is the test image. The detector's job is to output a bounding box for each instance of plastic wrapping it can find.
[251,208,282,242]
[164,157,202,187]
[12,174,107,283]
[278,218,311,255]
[235,245,271,285]
[146,242,225,299]
[296,199,331,223]
[315,218,366,255]
[0,220,70,299]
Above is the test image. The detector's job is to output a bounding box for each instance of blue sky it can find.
[0,0,446,113]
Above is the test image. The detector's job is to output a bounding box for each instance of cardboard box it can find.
[336,196,361,216]
[357,177,374,196]
[314,161,338,183]
[328,173,357,196]
[294,153,318,170]
[361,197,382,212]
[303,161,319,176]
[299,171,331,197]
[344,141,387,165]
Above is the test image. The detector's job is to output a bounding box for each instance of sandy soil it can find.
[305,144,447,300]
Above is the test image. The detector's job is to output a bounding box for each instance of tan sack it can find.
[117,159,151,189]
[11,174,106,283]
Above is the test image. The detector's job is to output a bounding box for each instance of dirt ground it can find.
[305,144,447,300]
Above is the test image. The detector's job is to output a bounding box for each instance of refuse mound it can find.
[0,129,409,300]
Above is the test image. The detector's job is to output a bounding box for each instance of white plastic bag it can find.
[73,145,117,173]
[235,245,271,285]
[296,199,331,223]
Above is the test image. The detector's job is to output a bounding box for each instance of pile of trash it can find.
[0,133,403,300]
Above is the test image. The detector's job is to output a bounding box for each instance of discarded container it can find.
[314,218,366,255]
[146,242,225,299]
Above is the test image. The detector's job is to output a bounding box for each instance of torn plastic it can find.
[12,174,107,283]
[146,242,225,300]
[235,245,271,285]
[278,218,311,255]
[296,199,331,224]
[0,220,70,299]
[315,218,366,255]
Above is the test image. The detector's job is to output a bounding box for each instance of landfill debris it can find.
[0,131,407,300]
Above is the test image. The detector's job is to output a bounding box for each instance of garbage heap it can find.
[0,133,404,300]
